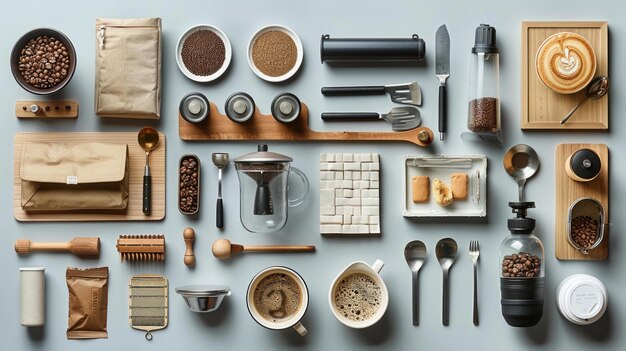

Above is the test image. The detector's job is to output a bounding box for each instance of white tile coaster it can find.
[319,153,381,235]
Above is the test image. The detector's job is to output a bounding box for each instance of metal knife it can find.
[436,24,450,141]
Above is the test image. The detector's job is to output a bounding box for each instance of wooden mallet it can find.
[212,239,315,260]
[15,237,100,258]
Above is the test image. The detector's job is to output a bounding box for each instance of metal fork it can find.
[469,240,480,326]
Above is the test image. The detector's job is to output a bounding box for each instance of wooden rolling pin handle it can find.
[183,227,196,267]
[243,245,316,253]
[15,240,70,254]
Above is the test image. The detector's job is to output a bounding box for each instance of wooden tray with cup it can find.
[555,144,608,260]
[13,132,166,221]
[178,102,433,147]
[521,21,608,130]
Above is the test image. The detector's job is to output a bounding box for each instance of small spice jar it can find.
[566,148,601,182]
[271,93,301,123]
[557,274,607,325]
[225,92,255,123]
[179,92,210,124]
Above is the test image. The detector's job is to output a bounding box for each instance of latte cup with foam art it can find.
[536,32,596,94]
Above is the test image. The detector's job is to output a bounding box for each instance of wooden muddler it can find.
[14,237,100,258]
[212,239,315,260]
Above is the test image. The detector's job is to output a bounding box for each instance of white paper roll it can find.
[20,267,45,327]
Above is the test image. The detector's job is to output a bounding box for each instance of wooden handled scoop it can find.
[15,237,100,258]
[212,239,315,260]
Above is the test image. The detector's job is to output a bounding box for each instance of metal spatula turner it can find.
[129,275,168,340]
[322,82,422,106]
[322,106,421,131]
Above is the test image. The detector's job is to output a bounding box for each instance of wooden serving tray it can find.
[179,102,433,147]
[555,144,608,260]
[521,21,608,130]
[14,132,166,221]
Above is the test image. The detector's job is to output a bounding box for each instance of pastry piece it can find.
[433,178,453,206]
[412,176,430,203]
[451,173,468,200]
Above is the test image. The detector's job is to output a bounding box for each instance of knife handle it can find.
[321,86,386,96]
[322,112,380,120]
[438,85,446,139]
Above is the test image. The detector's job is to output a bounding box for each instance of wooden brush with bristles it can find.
[116,235,165,262]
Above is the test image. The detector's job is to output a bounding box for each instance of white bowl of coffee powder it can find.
[177,24,232,83]
[248,25,303,83]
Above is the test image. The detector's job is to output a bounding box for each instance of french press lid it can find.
[233,145,293,163]
[569,149,601,180]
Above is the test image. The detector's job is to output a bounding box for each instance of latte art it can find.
[536,32,596,94]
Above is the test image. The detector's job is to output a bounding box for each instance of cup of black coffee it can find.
[246,266,308,336]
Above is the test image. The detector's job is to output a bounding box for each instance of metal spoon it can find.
[436,238,458,326]
[503,144,539,202]
[212,153,229,229]
[137,127,160,215]
[560,76,609,124]
[404,240,427,326]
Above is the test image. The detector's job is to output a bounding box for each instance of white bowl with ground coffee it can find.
[248,24,303,83]
[328,260,388,329]
[176,24,232,83]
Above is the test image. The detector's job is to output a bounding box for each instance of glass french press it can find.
[234,145,309,233]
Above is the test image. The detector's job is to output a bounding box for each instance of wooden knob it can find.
[212,239,235,260]
[183,227,195,267]
[14,239,32,254]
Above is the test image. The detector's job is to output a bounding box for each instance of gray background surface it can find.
[1,0,622,349]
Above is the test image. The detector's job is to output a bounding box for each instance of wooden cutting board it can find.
[13,132,166,221]
[521,21,608,130]
[179,102,433,147]
[555,144,608,260]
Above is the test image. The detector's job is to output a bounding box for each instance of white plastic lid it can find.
[557,274,607,325]
[20,267,45,271]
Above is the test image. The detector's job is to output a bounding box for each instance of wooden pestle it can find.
[14,237,100,258]
[183,227,195,267]
[212,239,315,260]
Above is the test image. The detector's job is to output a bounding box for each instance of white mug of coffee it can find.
[247,266,308,336]
[328,259,388,329]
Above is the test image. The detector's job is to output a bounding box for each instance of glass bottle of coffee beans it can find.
[499,201,545,327]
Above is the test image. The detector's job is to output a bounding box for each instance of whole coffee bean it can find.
[179,156,200,214]
[501,252,541,278]
[17,35,71,89]
[571,216,598,250]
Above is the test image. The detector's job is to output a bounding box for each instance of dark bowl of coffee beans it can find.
[11,28,76,95]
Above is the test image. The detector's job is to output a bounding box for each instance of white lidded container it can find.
[20,267,45,326]
[556,274,607,325]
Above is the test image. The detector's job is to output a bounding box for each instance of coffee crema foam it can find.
[253,272,302,323]
[536,32,596,94]
[333,272,381,322]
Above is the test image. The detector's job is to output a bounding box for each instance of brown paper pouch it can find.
[95,18,162,119]
[20,142,129,212]
[66,267,109,339]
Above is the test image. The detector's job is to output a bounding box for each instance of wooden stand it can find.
[179,102,433,147]
[16,100,78,118]
[555,144,609,260]
[521,21,608,130]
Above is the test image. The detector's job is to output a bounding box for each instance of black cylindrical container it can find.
[320,34,425,63]
[501,277,545,327]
